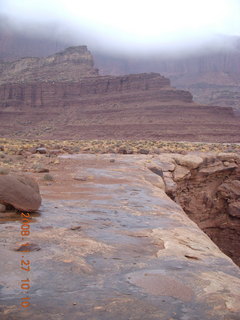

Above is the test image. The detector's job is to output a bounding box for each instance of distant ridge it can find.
[0,46,239,142]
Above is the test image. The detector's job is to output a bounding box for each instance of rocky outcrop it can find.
[0,174,41,212]
[0,46,98,84]
[147,152,240,266]
[1,152,240,319]
[0,73,190,108]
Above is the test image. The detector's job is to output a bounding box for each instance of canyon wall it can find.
[147,152,240,266]
[0,73,192,108]
[0,46,239,142]
[0,46,98,84]
[1,25,240,110]
[94,50,240,110]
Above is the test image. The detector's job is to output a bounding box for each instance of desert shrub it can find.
[43,173,54,181]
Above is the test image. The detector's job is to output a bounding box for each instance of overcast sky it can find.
[1,0,240,55]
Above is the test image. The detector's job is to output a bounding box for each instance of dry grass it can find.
[0,137,239,155]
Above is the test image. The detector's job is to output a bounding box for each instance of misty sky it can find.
[1,0,240,55]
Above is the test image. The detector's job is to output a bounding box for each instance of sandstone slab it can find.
[150,159,175,172]
[199,162,237,174]
[0,153,240,320]
[144,172,165,190]
[173,154,203,169]
[217,152,240,162]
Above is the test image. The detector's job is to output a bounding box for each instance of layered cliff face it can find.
[0,46,239,142]
[1,25,240,110]
[0,73,190,108]
[94,40,240,110]
[0,46,98,84]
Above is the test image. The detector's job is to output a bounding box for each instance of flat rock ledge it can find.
[0,153,239,320]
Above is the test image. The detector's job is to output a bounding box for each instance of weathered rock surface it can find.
[148,158,175,172]
[217,152,240,162]
[0,153,240,319]
[0,73,189,109]
[0,174,41,211]
[0,46,98,84]
[153,152,240,266]
[217,180,240,198]
[173,154,203,169]
[199,161,238,174]
[144,171,165,190]
[173,165,190,181]
[228,201,240,217]
[164,177,178,196]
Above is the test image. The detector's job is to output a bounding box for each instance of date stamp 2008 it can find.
[19,212,32,308]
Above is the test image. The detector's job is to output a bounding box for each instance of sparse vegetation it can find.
[0,137,239,157]
[43,173,54,181]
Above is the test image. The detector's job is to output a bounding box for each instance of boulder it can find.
[139,149,149,155]
[217,153,240,163]
[218,180,240,199]
[36,147,47,154]
[173,165,190,181]
[228,201,240,218]
[164,177,178,195]
[228,201,240,219]
[173,154,203,169]
[158,154,176,165]
[150,159,175,172]
[0,174,41,212]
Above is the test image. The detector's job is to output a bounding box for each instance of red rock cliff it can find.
[0,46,98,84]
[0,73,192,109]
